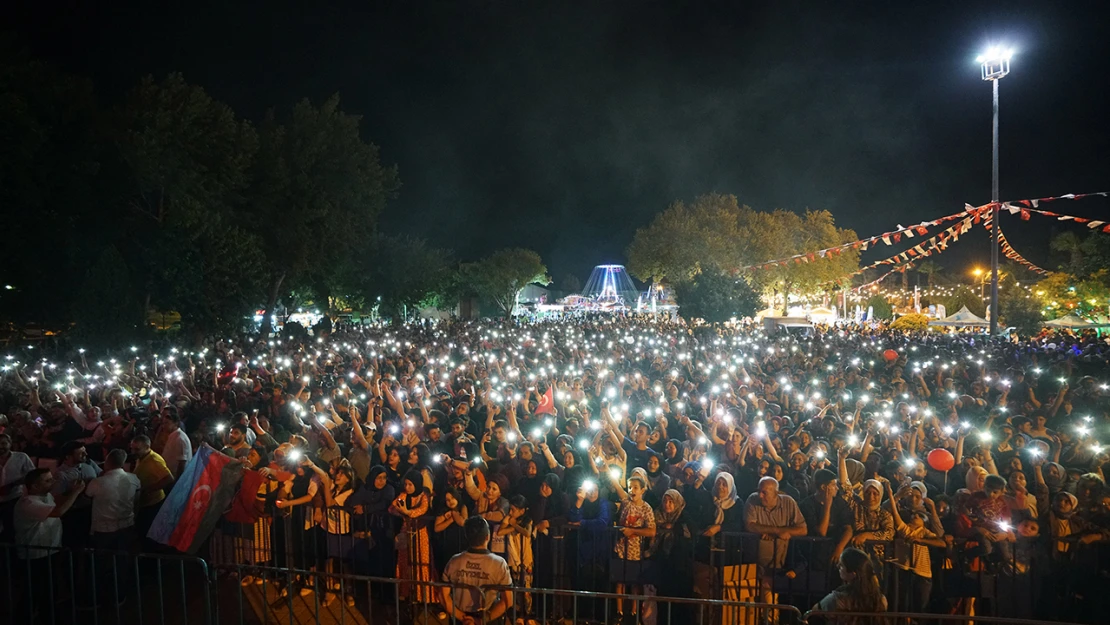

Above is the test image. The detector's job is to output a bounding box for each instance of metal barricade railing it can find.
[208,561,482,625]
[487,584,805,625]
[1,542,212,625]
[801,609,1090,625]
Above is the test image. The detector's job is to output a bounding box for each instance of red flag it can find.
[535,386,557,415]
[224,469,267,524]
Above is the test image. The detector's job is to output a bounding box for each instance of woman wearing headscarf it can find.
[650,489,695,624]
[644,452,671,509]
[663,439,686,480]
[566,479,613,612]
[390,469,433,602]
[694,471,746,578]
[514,458,544,506]
[556,449,591,496]
[848,478,895,579]
[953,465,989,538]
[349,466,396,580]
[531,473,568,592]
[432,486,469,575]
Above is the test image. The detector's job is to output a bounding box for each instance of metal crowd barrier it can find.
[214,507,1108,622]
[801,610,1089,625]
[208,562,481,625]
[2,539,1102,625]
[487,584,804,625]
[1,542,212,625]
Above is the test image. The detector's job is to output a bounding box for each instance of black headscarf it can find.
[352,465,395,514]
[665,439,684,465]
[515,459,544,505]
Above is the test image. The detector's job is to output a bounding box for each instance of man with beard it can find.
[221,424,251,457]
[53,442,101,548]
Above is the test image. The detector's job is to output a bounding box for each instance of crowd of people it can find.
[2,315,1110,624]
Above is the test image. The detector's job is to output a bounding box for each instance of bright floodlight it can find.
[978,46,1013,81]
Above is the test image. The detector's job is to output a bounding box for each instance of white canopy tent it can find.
[808,307,838,325]
[1044,314,1110,329]
[928,306,989,328]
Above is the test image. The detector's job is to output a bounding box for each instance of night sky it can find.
[11,1,1110,286]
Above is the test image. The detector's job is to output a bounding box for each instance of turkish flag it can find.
[535,386,557,415]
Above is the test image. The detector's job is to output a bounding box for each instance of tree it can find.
[151,225,267,335]
[626,193,752,284]
[865,295,893,320]
[915,260,941,288]
[460,248,549,317]
[626,194,859,311]
[559,273,582,295]
[890,313,931,332]
[248,94,400,337]
[999,276,1044,337]
[674,267,761,323]
[116,73,263,333]
[1050,232,1084,271]
[748,209,860,313]
[1033,270,1110,320]
[356,234,454,320]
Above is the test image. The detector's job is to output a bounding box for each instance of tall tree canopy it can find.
[248,94,400,336]
[356,234,454,320]
[116,73,263,335]
[673,266,761,323]
[627,193,859,311]
[461,248,550,317]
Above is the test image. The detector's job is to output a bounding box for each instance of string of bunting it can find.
[851,266,906,292]
[983,214,1050,275]
[735,192,1105,275]
[998,194,1110,233]
[821,215,976,293]
[735,205,981,272]
[824,214,978,286]
[1002,190,1109,209]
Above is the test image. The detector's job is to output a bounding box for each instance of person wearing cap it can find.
[886,479,944,611]
[799,468,854,571]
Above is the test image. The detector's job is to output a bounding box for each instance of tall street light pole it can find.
[979,46,1013,336]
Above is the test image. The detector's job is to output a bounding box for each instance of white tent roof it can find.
[928,306,989,327]
[1044,314,1110,329]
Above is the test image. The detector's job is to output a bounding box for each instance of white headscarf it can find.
[713,472,738,525]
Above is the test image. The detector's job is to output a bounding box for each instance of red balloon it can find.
[927,448,955,472]
[883,349,898,362]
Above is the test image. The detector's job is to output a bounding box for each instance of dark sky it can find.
[10,1,1110,286]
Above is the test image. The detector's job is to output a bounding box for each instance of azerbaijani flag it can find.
[148,444,244,554]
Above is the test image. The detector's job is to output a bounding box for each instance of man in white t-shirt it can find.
[441,516,514,625]
[85,449,142,550]
[160,413,192,478]
[0,433,36,542]
[14,468,85,560]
